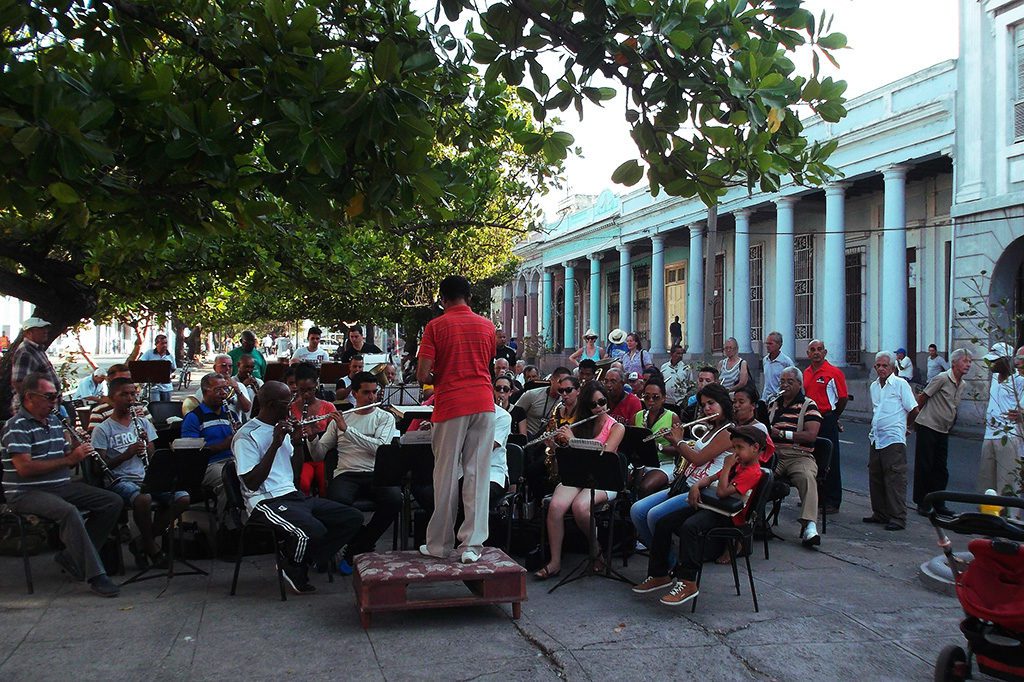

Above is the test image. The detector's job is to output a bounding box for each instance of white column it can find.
[823,183,848,366]
[686,223,705,354]
[563,262,576,350]
[588,254,601,335]
[774,197,796,360]
[733,210,752,354]
[882,166,908,352]
[617,243,632,331]
[649,234,666,354]
[542,269,553,349]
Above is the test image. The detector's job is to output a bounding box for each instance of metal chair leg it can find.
[16,517,33,594]
[230,525,246,596]
[728,540,740,596]
[744,551,759,612]
[691,534,705,614]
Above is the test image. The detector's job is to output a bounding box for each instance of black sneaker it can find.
[88,574,120,598]
[54,551,84,581]
[281,564,316,595]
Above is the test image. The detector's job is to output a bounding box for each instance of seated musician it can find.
[602,368,642,424]
[767,367,823,548]
[87,363,153,433]
[630,384,734,554]
[489,376,515,503]
[493,374,526,436]
[576,359,598,385]
[516,367,571,503]
[534,382,625,580]
[383,363,400,386]
[336,354,364,406]
[633,378,682,497]
[234,354,263,422]
[290,363,336,496]
[732,384,772,461]
[232,382,362,594]
[681,366,720,423]
[312,371,399,571]
[181,373,236,510]
[92,378,189,569]
[633,425,765,606]
[1,373,123,597]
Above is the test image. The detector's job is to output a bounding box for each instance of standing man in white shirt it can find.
[139,334,177,401]
[290,326,331,366]
[262,333,274,357]
[980,342,1024,496]
[232,381,362,594]
[761,331,794,402]
[659,344,692,406]
[275,334,294,363]
[895,348,914,382]
[864,351,919,531]
[926,344,950,383]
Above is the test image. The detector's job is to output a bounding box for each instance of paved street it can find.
[1,482,967,681]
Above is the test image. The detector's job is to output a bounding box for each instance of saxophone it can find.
[542,401,566,484]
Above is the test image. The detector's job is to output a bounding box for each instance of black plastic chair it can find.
[766,437,833,534]
[691,467,775,613]
[492,443,525,551]
[0,466,38,593]
[224,460,287,601]
[148,400,184,426]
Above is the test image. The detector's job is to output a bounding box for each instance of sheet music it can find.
[567,437,604,451]
[400,430,433,445]
[171,438,207,450]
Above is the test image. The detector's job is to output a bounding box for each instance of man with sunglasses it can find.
[1,373,123,596]
[181,372,237,511]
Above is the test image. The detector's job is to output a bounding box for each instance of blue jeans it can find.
[630,488,690,548]
[152,389,172,402]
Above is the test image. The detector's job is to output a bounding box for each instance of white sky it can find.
[541,0,959,217]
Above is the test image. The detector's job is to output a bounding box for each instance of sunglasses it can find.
[594,397,608,407]
[495,386,512,393]
[642,394,663,401]
[30,391,60,402]
[585,336,597,340]
[558,387,576,394]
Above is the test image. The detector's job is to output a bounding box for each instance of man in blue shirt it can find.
[182,373,236,509]
[140,334,177,401]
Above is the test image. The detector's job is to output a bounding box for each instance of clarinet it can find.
[129,402,151,470]
[54,409,124,486]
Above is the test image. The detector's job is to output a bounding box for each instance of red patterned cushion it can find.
[354,548,525,583]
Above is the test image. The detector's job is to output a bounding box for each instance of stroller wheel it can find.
[934,645,967,682]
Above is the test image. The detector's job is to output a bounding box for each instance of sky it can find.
[540,0,960,217]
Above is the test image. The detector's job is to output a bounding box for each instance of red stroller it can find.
[926,491,1024,681]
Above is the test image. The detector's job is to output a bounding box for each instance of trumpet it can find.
[642,413,716,442]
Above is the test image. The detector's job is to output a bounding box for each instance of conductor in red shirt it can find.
[416,276,496,564]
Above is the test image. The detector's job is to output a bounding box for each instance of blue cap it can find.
[896,347,906,355]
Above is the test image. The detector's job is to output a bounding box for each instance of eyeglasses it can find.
[642,394,663,401]
[595,397,608,407]
[558,387,576,395]
[495,386,512,393]
[29,391,60,402]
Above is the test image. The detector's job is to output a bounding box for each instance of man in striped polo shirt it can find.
[767,367,824,548]
[1,373,123,596]
[181,373,237,509]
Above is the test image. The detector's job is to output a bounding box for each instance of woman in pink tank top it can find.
[534,382,625,580]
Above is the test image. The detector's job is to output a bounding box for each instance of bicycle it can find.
[177,357,195,390]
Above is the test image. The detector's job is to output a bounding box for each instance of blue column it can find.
[649,234,666,353]
[563,262,576,350]
[542,269,553,349]
[618,244,632,332]
[686,223,705,354]
[774,197,796,361]
[823,183,848,366]
[733,210,752,354]
[882,166,908,353]
[589,254,601,335]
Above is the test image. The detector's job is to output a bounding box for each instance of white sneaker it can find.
[460,549,481,564]
[419,544,442,558]
[801,521,821,548]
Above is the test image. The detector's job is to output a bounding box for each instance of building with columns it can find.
[501,60,957,377]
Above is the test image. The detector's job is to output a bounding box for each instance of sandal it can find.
[592,555,607,574]
[534,565,561,580]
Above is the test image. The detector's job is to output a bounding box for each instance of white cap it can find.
[983,342,1014,362]
[22,316,51,330]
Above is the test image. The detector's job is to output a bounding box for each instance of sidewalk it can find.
[0,486,965,681]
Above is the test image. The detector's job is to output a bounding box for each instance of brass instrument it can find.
[54,409,124,486]
[764,389,784,405]
[129,401,151,470]
[642,413,716,442]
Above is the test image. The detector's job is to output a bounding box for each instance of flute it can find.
[526,410,604,447]
[293,401,387,427]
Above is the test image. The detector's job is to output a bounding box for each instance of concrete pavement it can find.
[1,485,968,681]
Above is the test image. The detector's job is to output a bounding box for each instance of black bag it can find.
[0,521,49,556]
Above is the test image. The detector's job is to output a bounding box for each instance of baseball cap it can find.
[984,342,1014,361]
[22,316,51,330]
[728,424,768,449]
[896,347,906,355]
[627,371,639,381]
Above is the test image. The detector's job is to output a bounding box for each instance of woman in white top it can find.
[718,337,750,392]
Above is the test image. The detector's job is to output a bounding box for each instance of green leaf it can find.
[668,30,693,51]
[818,33,847,50]
[0,108,26,128]
[611,159,644,186]
[373,38,400,80]
[78,100,115,131]
[48,182,79,204]
[11,127,41,157]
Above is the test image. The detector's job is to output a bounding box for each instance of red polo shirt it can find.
[803,360,848,415]
[418,304,496,423]
[609,392,642,424]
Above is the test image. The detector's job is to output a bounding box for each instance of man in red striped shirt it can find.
[416,276,496,564]
[803,340,848,514]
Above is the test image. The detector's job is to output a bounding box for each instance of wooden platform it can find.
[352,548,527,628]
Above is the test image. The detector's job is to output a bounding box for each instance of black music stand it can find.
[620,426,661,470]
[548,446,633,593]
[319,362,347,385]
[264,362,288,383]
[128,360,172,402]
[123,448,210,585]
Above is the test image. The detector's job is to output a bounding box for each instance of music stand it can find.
[264,362,288,383]
[548,446,632,593]
[383,384,420,406]
[128,360,172,402]
[319,362,347,386]
[123,448,210,585]
[619,426,661,470]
